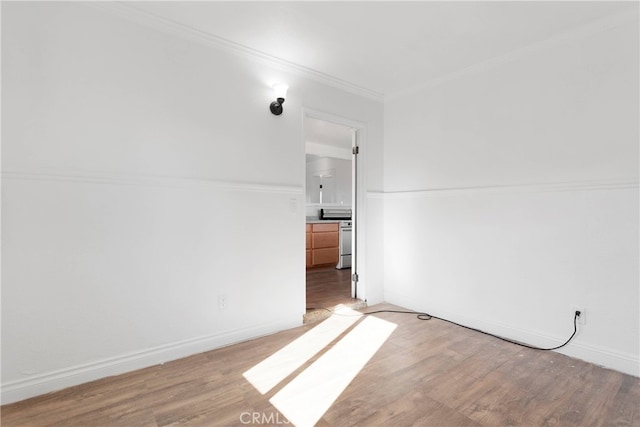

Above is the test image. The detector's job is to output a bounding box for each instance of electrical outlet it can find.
[572,306,586,325]
[219,295,228,310]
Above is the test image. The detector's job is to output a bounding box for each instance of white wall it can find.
[1,2,384,403]
[383,11,639,375]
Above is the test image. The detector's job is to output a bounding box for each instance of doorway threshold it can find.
[304,300,367,324]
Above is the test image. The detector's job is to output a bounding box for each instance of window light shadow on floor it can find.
[243,305,398,427]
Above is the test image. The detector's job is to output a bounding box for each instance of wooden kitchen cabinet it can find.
[306,222,339,268]
[306,224,312,267]
[312,231,338,249]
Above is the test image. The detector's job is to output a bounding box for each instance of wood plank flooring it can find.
[305,266,365,323]
[306,266,357,310]
[2,303,639,427]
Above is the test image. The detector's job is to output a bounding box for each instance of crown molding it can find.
[86,2,384,103]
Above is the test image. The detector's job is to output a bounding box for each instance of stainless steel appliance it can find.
[320,208,352,220]
[336,220,352,269]
[318,208,352,269]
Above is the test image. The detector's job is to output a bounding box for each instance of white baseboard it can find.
[1,316,301,405]
[383,291,639,377]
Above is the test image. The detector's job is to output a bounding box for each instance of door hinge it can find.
[352,146,359,155]
[352,273,359,282]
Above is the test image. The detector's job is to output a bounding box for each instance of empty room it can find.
[1,1,638,426]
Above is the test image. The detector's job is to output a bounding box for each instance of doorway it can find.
[304,114,363,321]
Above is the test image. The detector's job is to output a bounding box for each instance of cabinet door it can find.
[312,232,339,249]
[312,248,339,265]
[312,223,339,233]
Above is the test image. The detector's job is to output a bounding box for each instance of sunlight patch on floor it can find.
[303,300,368,323]
[243,305,362,394]
[268,315,397,427]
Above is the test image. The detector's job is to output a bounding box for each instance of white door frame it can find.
[302,107,367,302]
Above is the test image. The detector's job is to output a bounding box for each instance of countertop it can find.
[306,218,343,224]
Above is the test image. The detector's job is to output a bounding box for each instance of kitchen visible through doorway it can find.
[304,116,362,322]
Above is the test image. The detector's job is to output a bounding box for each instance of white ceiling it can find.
[127,1,634,97]
[123,1,635,149]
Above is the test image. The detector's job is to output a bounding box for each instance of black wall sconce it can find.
[270,84,288,116]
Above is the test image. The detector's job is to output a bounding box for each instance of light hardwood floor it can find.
[2,303,639,426]
[305,266,365,323]
[306,265,357,310]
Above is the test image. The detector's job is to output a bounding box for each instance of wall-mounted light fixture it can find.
[270,84,288,116]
